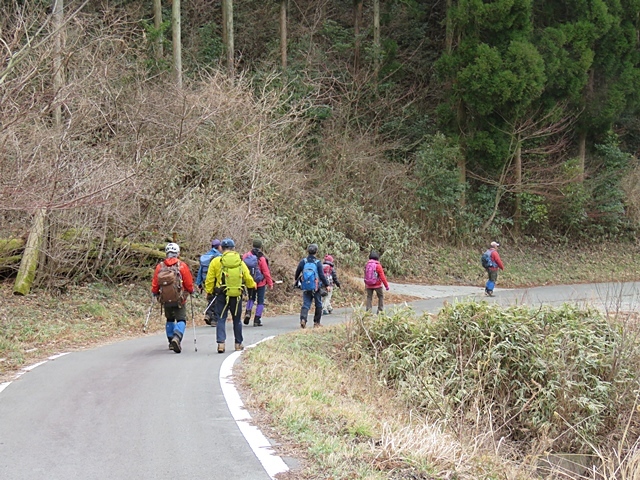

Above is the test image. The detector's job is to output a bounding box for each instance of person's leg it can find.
[376,287,384,314]
[486,270,498,295]
[322,286,333,314]
[313,291,323,325]
[366,288,374,311]
[300,291,312,328]
[229,296,244,349]
[254,285,266,326]
[168,305,186,353]
[244,288,256,324]
[216,295,229,347]
[205,293,218,326]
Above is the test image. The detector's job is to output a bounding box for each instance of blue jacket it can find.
[196,248,222,287]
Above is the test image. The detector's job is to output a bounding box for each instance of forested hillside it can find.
[2,0,640,288]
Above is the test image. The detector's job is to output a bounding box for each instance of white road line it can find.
[219,337,290,480]
[0,352,70,395]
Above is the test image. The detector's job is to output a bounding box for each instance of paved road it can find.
[1,282,639,479]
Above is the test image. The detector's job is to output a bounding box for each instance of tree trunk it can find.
[14,209,47,295]
[457,99,467,206]
[223,0,234,77]
[514,142,522,237]
[52,0,64,125]
[373,0,380,79]
[172,0,182,88]
[280,0,287,70]
[445,0,453,53]
[353,0,363,74]
[578,130,586,182]
[153,0,163,59]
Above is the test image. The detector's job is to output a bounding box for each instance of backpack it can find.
[157,262,184,307]
[199,250,220,278]
[243,253,264,283]
[364,260,379,287]
[300,259,319,292]
[220,253,244,298]
[481,249,497,269]
[323,263,334,286]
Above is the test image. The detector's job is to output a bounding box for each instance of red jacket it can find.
[151,257,195,303]
[489,248,504,271]
[364,259,389,290]
[242,251,274,288]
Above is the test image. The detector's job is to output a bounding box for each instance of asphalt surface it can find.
[1,281,639,479]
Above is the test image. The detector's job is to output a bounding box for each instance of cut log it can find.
[13,208,47,295]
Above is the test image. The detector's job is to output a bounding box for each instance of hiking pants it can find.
[486,268,498,292]
[322,286,334,312]
[164,304,187,341]
[245,285,266,318]
[365,287,384,313]
[301,290,323,324]
[215,295,243,345]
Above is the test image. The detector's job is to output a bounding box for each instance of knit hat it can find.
[252,239,263,249]
[211,239,221,248]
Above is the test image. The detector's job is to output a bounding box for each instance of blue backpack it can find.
[300,259,319,291]
[200,250,221,277]
[481,249,497,269]
[244,253,264,283]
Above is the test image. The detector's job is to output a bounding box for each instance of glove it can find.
[386,287,390,291]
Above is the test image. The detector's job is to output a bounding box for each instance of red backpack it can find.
[323,263,334,286]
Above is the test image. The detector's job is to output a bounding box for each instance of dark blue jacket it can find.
[294,255,329,289]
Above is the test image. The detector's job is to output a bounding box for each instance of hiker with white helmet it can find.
[294,243,329,328]
[151,242,195,354]
[204,238,256,353]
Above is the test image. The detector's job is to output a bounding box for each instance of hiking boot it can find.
[313,322,322,328]
[217,343,225,354]
[235,343,244,351]
[168,340,173,350]
[487,290,494,297]
[253,316,263,327]
[322,309,328,315]
[300,319,307,329]
[328,308,333,314]
[170,335,182,354]
[243,314,251,325]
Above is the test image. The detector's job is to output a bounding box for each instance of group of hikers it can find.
[151,237,503,354]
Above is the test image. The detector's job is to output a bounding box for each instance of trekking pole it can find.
[143,296,155,333]
[190,295,198,352]
[203,294,217,315]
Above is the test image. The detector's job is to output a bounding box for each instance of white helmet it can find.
[165,242,180,255]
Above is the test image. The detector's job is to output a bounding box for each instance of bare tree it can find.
[280,0,288,71]
[153,0,163,59]
[172,0,182,87]
[223,0,234,77]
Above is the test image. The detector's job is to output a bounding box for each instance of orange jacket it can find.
[151,257,195,302]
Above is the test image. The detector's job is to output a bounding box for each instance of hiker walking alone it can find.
[204,238,256,353]
[364,251,389,314]
[242,239,273,327]
[151,242,195,354]
[196,238,222,326]
[482,241,504,296]
[321,254,341,315]
[294,244,329,328]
